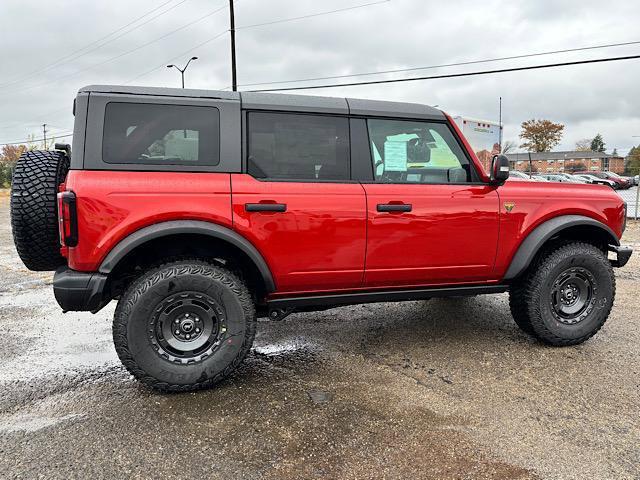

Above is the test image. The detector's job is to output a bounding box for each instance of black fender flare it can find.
[98,220,276,293]
[503,214,619,280]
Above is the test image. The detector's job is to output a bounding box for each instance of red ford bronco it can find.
[11,85,632,392]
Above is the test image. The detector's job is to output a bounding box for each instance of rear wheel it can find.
[10,150,70,271]
[509,242,615,346]
[113,260,256,392]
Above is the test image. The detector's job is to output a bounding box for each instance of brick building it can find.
[507,151,625,174]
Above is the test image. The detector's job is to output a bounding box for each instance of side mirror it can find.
[490,154,510,185]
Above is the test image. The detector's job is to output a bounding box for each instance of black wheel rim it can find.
[550,267,597,325]
[149,291,227,364]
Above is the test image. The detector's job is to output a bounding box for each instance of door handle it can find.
[245,203,287,213]
[377,203,412,213]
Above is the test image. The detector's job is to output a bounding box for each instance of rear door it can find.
[360,118,500,287]
[232,111,367,293]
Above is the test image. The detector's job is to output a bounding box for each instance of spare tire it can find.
[11,150,70,271]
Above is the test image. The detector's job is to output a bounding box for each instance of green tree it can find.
[626,145,640,175]
[519,119,564,152]
[0,144,27,186]
[590,133,606,152]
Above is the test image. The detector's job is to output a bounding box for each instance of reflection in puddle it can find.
[253,340,311,356]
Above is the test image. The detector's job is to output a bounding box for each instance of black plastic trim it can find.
[503,215,620,280]
[349,118,374,182]
[609,244,633,267]
[98,220,276,293]
[53,267,109,312]
[245,203,286,212]
[377,203,412,212]
[267,284,508,309]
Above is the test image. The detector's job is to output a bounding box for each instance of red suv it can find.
[11,85,632,392]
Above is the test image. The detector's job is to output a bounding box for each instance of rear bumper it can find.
[609,245,633,268]
[53,267,109,313]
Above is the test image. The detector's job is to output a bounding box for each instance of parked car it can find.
[575,171,630,189]
[553,173,589,184]
[508,171,534,181]
[531,174,550,182]
[604,171,633,189]
[539,173,586,183]
[9,84,633,392]
[573,174,617,188]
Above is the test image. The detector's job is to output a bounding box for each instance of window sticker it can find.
[383,140,408,171]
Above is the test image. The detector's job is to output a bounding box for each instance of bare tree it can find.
[502,140,517,154]
[575,138,592,151]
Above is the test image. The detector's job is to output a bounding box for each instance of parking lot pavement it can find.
[0,194,639,480]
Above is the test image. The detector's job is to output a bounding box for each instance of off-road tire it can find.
[113,260,256,392]
[509,242,615,346]
[10,149,70,271]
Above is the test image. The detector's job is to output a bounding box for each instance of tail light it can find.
[57,190,78,247]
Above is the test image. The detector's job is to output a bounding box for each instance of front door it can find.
[232,111,366,293]
[361,118,500,287]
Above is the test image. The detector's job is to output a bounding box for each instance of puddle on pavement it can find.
[253,339,313,356]
[0,287,118,383]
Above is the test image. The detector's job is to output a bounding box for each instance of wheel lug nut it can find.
[195,328,200,333]
[175,330,180,335]
[186,334,191,339]
[175,319,180,324]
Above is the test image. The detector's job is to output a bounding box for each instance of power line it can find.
[124,30,229,84]
[0,133,73,147]
[236,0,391,30]
[0,0,185,89]
[2,1,229,96]
[238,38,640,88]
[249,54,640,92]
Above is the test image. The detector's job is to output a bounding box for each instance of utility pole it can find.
[229,0,238,91]
[498,97,503,151]
[42,124,47,150]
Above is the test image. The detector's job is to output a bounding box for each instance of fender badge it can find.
[504,202,516,213]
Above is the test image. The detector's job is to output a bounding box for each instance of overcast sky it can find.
[1,0,639,153]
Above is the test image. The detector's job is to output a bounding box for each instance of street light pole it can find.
[167,56,198,88]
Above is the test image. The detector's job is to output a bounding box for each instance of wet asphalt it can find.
[0,191,639,480]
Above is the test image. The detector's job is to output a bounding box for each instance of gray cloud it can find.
[1,0,639,153]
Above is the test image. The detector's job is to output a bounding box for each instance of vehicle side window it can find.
[247,112,350,181]
[366,119,474,184]
[102,102,220,165]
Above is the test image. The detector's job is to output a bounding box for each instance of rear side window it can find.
[102,102,220,165]
[247,112,350,181]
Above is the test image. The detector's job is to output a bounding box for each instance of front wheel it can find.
[113,260,256,392]
[509,242,615,346]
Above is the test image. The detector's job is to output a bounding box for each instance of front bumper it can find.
[53,267,109,313]
[609,245,633,268]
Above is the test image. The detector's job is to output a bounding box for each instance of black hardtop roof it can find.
[79,84,445,120]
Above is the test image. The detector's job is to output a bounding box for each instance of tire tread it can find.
[112,259,256,392]
[509,242,615,346]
